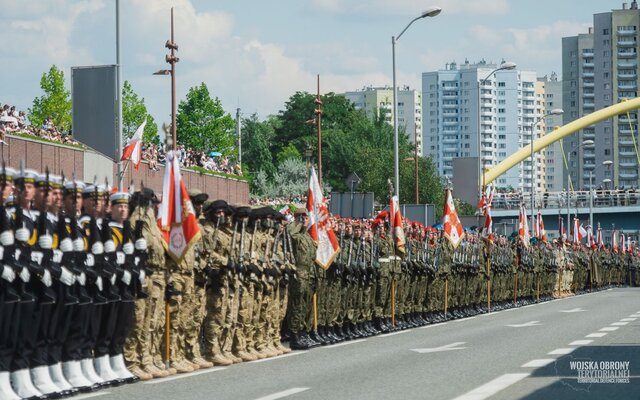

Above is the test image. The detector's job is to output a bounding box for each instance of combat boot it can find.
[192,358,214,369]
[249,348,266,360]
[309,329,325,345]
[275,342,292,354]
[129,366,153,381]
[184,359,201,370]
[170,361,193,374]
[236,351,258,362]
[223,352,242,364]
[209,354,233,366]
[143,364,169,378]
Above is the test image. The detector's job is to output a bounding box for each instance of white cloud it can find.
[308,0,510,16]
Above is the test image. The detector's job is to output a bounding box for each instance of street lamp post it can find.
[528,108,563,235]
[565,139,594,235]
[476,62,516,230]
[589,160,613,228]
[392,6,441,199]
[154,8,179,152]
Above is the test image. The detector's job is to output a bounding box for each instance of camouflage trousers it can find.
[166,270,194,363]
[203,274,230,359]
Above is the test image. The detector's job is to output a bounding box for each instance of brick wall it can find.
[1,134,249,204]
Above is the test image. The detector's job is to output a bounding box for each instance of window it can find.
[604,72,609,78]
[603,39,610,45]
[604,149,610,155]
[498,82,506,87]
[603,28,609,35]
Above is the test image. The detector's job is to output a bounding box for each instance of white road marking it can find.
[611,322,628,326]
[378,330,411,337]
[548,348,576,355]
[71,393,110,400]
[253,387,310,400]
[586,332,608,338]
[252,351,308,364]
[521,359,555,368]
[559,307,586,313]
[507,321,542,328]
[411,342,467,354]
[420,322,448,329]
[451,373,529,400]
[143,367,227,384]
[569,340,593,346]
[620,318,637,321]
[322,339,366,349]
[600,327,620,332]
[455,316,478,322]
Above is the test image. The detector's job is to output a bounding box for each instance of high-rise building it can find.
[539,73,564,191]
[422,60,541,192]
[563,1,640,189]
[342,86,423,155]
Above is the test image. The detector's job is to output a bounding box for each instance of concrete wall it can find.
[1,134,249,203]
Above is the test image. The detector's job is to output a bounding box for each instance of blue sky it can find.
[0,0,624,127]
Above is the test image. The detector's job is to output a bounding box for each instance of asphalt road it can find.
[74,287,640,400]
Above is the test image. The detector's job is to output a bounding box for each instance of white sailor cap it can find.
[110,191,130,205]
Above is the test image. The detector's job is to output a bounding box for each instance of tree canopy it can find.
[176,83,236,156]
[29,65,72,132]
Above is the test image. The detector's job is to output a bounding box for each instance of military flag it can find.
[573,217,587,243]
[596,223,604,248]
[535,211,547,242]
[120,118,146,171]
[306,166,340,269]
[443,188,464,249]
[517,204,530,245]
[612,228,619,252]
[390,195,406,253]
[480,185,494,242]
[558,214,565,241]
[157,150,201,263]
[587,225,596,249]
[621,232,626,254]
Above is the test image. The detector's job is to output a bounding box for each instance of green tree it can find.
[176,83,236,155]
[122,80,159,145]
[241,113,276,177]
[276,143,302,165]
[29,65,72,132]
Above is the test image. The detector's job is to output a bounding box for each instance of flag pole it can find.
[444,278,448,317]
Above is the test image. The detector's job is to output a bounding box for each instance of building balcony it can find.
[582,71,594,78]
[618,39,638,46]
[618,60,638,68]
[443,120,458,126]
[617,28,637,36]
[619,117,637,124]
[582,50,594,57]
[619,127,636,134]
[618,50,638,58]
[442,93,458,99]
[583,81,595,87]
[619,161,638,168]
[582,62,595,68]
[583,153,596,159]
[620,150,637,156]
[618,72,637,79]
[583,101,595,108]
[583,92,595,98]
[619,82,638,90]
[442,137,458,144]
[442,102,458,108]
[619,172,638,179]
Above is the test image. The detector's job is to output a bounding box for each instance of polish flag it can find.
[121,119,146,171]
[596,223,604,248]
[443,188,464,249]
[518,205,530,246]
[306,166,340,269]
[612,229,619,252]
[480,185,493,242]
[621,233,626,254]
[586,225,596,249]
[157,150,201,263]
[558,215,565,241]
[390,195,406,253]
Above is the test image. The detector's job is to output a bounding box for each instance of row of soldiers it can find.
[0,167,149,400]
[286,214,640,349]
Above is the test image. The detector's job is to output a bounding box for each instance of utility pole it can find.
[236,107,241,166]
[315,75,322,185]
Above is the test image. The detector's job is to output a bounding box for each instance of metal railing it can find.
[491,190,640,210]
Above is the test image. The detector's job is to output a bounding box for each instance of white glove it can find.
[19,267,30,283]
[59,266,75,286]
[59,238,73,253]
[123,242,134,255]
[1,265,15,282]
[73,238,84,252]
[38,234,53,249]
[77,272,86,286]
[104,240,116,253]
[135,238,147,251]
[139,269,146,284]
[0,230,14,246]
[15,227,29,242]
[91,242,104,255]
[110,273,116,285]
[41,269,52,287]
[121,270,132,285]
[85,254,95,267]
[96,276,103,291]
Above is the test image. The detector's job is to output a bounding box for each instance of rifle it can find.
[226,220,240,292]
[284,226,297,281]
[246,219,262,284]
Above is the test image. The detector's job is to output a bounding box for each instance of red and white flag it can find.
[390,195,406,253]
[443,188,464,249]
[535,211,547,242]
[157,150,201,263]
[587,225,596,249]
[477,185,494,211]
[612,229,619,252]
[306,166,340,269]
[480,185,494,242]
[559,215,565,241]
[518,205,530,246]
[573,217,587,243]
[121,119,146,171]
[596,223,604,248]
[621,233,626,254]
